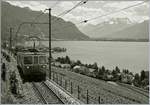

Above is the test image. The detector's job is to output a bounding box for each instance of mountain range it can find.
[79,18,149,41]
[1,1,89,42]
[1,1,149,42]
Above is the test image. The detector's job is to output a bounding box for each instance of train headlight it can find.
[42,65,46,68]
[26,66,30,69]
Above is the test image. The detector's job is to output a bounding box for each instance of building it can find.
[61,64,71,69]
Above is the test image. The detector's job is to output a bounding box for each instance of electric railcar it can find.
[17,52,47,82]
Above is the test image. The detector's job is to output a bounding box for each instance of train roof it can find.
[16,48,47,56]
[17,52,47,56]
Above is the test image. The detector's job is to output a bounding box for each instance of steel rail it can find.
[32,83,48,104]
[41,82,64,104]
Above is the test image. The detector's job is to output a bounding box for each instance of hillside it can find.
[107,20,149,40]
[79,18,132,38]
[1,1,89,42]
[79,18,149,41]
[51,66,149,104]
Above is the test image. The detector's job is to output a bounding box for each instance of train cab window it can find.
[24,56,33,64]
[39,56,46,64]
[34,56,38,64]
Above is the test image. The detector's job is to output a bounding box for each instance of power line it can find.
[46,0,88,34]
[33,24,46,38]
[29,0,88,34]
[57,0,88,17]
[81,1,146,23]
[14,0,148,45]
[51,0,88,23]
[33,0,144,34]
[33,9,47,22]
[30,0,145,38]
[48,1,147,35]
[26,0,85,38]
[82,1,147,34]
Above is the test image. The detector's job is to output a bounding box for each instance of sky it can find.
[6,0,149,26]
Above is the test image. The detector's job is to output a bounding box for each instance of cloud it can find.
[6,1,48,11]
[84,1,149,24]
[76,6,105,13]
[5,1,149,25]
[29,1,40,6]
[63,14,81,21]
[58,1,74,10]
[104,1,143,9]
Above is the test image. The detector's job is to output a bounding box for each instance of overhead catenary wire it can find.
[81,1,148,33]
[48,0,88,33]
[34,9,47,22]
[25,0,88,39]
[57,0,88,17]
[32,0,147,37]
[16,0,147,43]
[49,1,148,35]
[15,1,59,42]
[81,1,146,23]
[32,0,62,22]
[50,0,88,23]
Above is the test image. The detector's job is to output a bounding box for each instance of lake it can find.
[25,41,149,74]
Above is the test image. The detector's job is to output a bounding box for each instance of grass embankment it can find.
[51,66,149,104]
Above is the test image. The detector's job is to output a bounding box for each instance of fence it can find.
[51,71,104,104]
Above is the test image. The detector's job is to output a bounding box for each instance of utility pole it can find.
[46,8,51,79]
[9,27,13,53]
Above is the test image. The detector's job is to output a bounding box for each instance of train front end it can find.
[22,53,47,82]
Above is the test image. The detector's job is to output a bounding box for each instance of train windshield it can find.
[39,56,46,64]
[24,56,33,64]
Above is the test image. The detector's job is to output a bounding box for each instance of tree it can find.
[141,79,149,86]
[76,60,81,66]
[65,56,71,64]
[115,66,120,73]
[92,62,98,70]
[70,61,76,69]
[123,69,129,74]
[97,68,103,79]
[129,72,133,76]
[101,66,105,72]
[97,66,105,79]
[133,73,141,87]
[88,64,93,68]
[112,69,120,81]
[140,70,146,81]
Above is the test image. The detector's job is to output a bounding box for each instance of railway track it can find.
[32,82,48,104]
[32,82,64,104]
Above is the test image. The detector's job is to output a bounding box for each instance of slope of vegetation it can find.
[51,66,149,104]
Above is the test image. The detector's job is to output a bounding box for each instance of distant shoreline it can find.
[41,39,149,42]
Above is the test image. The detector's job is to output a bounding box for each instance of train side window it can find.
[24,56,32,64]
[39,56,46,64]
[34,56,38,64]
